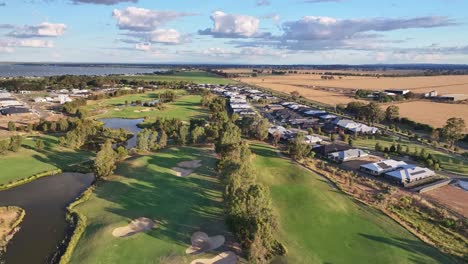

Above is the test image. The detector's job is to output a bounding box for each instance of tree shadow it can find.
[359,233,457,263]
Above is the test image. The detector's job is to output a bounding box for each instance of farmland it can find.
[120,71,236,85]
[69,146,231,263]
[251,143,456,264]
[0,135,92,185]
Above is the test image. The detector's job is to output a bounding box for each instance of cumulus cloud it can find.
[8,22,66,38]
[197,46,286,58]
[112,7,195,32]
[72,0,137,5]
[281,16,455,41]
[199,11,267,38]
[124,29,188,45]
[0,39,54,50]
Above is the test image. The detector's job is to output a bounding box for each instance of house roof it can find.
[0,107,30,115]
[313,144,352,155]
[385,165,435,183]
[360,159,407,173]
[328,148,368,160]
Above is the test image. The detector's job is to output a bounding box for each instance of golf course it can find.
[0,135,92,186]
[250,143,456,264]
[119,71,236,85]
[69,146,232,263]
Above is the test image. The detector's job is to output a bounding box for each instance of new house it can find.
[328,148,368,163]
[384,165,435,186]
[360,159,407,176]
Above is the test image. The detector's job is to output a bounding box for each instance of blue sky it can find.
[0,0,467,64]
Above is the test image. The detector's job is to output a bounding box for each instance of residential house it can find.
[384,165,435,186]
[360,159,407,176]
[327,148,368,163]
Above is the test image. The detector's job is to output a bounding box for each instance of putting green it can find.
[251,143,456,264]
[69,146,229,263]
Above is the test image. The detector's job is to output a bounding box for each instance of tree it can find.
[272,131,281,146]
[289,133,311,160]
[253,118,269,141]
[385,105,399,121]
[178,125,189,145]
[136,129,151,151]
[26,123,33,133]
[330,133,336,142]
[430,129,441,143]
[35,139,45,150]
[58,118,69,132]
[94,140,117,178]
[217,122,241,153]
[442,117,466,147]
[149,130,159,150]
[9,135,22,152]
[8,121,16,132]
[375,142,383,152]
[365,103,384,124]
[348,138,354,147]
[116,146,128,161]
[191,126,205,144]
[0,140,9,155]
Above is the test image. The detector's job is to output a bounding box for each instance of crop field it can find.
[251,143,455,264]
[0,135,92,185]
[69,146,231,263]
[383,101,468,130]
[84,90,208,120]
[121,71,236,85]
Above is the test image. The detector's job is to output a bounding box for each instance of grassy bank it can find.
[0,135,93,185]
[0,206,25,249]
[69,146,230,263]
[251,143,455,264]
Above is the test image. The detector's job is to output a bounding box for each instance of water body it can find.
[0,173,94,264]
[0,64,163,77]
[100,118,143,149]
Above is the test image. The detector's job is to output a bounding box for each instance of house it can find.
[433,94,468,102]
[319,114,337,121]
[0,106,31,116]
[304,110,327,117]
[360,159,407,176]
[265,104,284,111]
[58,94,73,104]
[312,144,352,156]
[33,97,47,103]
[327,148,368,163]
[384,165,435,186]
[333,119,379,134]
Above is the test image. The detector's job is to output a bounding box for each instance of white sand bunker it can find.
[112,217,156,238]
[186,232,225,255]
[171,160,202,177]
[190,251,237,264]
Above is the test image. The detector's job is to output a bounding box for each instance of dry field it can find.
[239,74,468,94]
[383,101,468,129]
[424,185,468,218]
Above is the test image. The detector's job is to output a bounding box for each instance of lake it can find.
[0,173,94,264]
[100,118,143,149]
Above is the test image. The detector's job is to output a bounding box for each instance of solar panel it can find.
[410,170,426,176]
[377,162,392,169]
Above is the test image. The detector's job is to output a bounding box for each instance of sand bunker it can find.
[186,232,225,255]
[171,160,202,177]
[190,251,237,264]
[112,217,156,238]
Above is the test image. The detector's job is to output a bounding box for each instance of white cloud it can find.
[135,42,151,51]
[124,29,187,45]
[0,39,54,52]
[199,11,265,38]
[112,7,195,32]
[8,22,66,38]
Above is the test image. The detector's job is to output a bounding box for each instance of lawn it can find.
[69,146,230,263]
[0,135,93,185]
[353,136,468,175]
[251,143,456,264]
[84,90,208,120]
[119,71,236,85]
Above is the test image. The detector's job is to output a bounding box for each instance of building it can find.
[304,135,322,145]
[319,114,337,121]
[328,148,368,163]
[433,94,468,102]
[384,89,410,95]
[360,159,407,176]
[384,165,435,186]
[0,106,31,116]
[332,119,379,134]
[265,104,284,111]
[312,143,352,156]
[58,94,73,104]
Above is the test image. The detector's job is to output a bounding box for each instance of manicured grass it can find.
[120,71,236,85]
[251,143,455,264]
[69,147,229,263]
[0,135,93,185]
[353,136,468,175]
[84,90,208,120]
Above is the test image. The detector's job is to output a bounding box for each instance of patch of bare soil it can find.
[190,251,237,264]
[171,160,202,177]
[186,232,225,255]
[423,185,468,218]
[112,217,156,238]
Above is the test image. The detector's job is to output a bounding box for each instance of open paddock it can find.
[423,184,468,218]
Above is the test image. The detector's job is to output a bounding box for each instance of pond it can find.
[99,118,143,149]
[0,173,94,264]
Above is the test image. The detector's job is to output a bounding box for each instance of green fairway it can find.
[85,91,208,120]
[0,135,92,185]
[251,143,455,264]
[119,71,236,85]
[353,136,468,175]
[69,146,229,263]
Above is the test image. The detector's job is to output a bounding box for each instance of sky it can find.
[0,0,468,64]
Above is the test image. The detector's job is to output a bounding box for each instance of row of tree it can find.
[0,135,23,154]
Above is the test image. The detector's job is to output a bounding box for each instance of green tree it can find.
[385,105,400,121]
[191,126,205,144]
[253,118,269,141]
[289,133,312,160]
[178,125,189,145]
[365,102,384,125]
[136,129,151,151]
[149,130,159,150]
[8,121,16,132]
[116,146,128,161]
[94,140,117,178]
[35,139,45,150]
[441,117,466,147]
[0,140,9,155]
[9,135,23,152]
[158,130,168,149]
